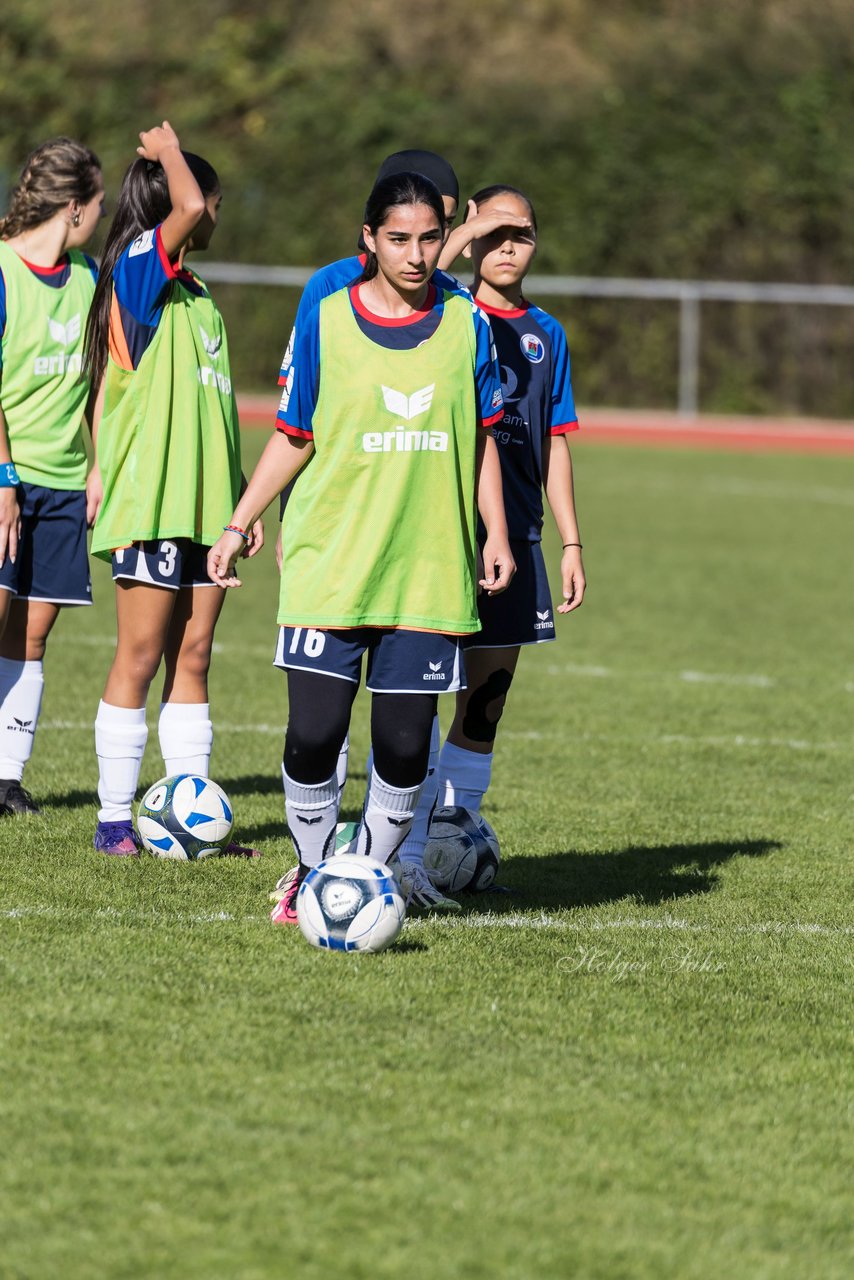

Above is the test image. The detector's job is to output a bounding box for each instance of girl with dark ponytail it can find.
[208,170,514,922]
[86,121,262,858]
[0,137,103,818]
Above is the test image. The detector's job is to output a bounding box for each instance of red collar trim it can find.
[350,283,436,327]
[20,254,68,275]
[476,298,530,318]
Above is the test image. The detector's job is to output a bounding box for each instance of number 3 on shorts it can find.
[158,541,178,577]
[288,627,326,658]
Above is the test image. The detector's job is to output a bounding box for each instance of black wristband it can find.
[562,542,583,549]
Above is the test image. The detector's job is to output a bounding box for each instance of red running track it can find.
[237,396,854,456]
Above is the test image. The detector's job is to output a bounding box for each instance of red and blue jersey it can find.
[0,253,97,373]
[278,282,503,438]
[477,300,578,542]
[107,225,207,372]
[277,253,470,396]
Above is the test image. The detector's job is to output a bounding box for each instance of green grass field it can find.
[1,434,852,1279]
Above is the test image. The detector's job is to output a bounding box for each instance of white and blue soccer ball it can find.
[424,806,501,893]
[136,774,234,860]
[296,854,405,953]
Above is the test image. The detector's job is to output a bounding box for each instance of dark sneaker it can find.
[0,780,40,815]
[221,838,262,858]
[94,820,140,857]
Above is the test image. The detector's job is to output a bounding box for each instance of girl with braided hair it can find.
[0,137,104,817]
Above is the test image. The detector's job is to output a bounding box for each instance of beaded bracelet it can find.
[562,542,583,549]
[224,523,250,541]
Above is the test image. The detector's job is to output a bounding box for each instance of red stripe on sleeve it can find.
[276,420,314,439]
[154,226,178,280]
[481,409,505,429]
[550,420,580,435]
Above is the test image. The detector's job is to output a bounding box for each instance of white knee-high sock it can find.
[397,714,441,867]
[355,770,423,864]
[95,701,148,822]
[158,702,213,776]
[336,732,350,799]
[282,765,339,868]
[0,657,44,782]
[437,741,493,813]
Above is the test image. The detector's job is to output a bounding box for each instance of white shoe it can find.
[268,865,299,903]
[395,859,461,915]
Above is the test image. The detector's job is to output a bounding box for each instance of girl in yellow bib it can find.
[208,171,514,920]
[0,138,104,818]
[84,121,262,857]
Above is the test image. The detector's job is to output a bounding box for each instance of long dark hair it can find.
[0,137,101,238]
[83,151,219,386]
[469,184,538,233]
[360,172,445,282]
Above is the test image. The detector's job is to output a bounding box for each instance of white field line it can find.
[39,719,849,753]
[598,473,854,508]
[58,637,851,697]
[2,904,852,938]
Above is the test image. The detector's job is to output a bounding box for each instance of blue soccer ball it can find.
[137,774,234,860]
[424,806,501,892]
[296,855,405,953]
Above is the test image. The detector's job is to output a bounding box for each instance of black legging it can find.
[283,668,437,789]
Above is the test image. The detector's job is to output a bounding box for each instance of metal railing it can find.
[203,263,854,417]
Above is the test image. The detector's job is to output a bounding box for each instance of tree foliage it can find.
[3,0,853,413]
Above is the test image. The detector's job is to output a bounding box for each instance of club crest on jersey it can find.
[48,314,81,348]
[199,325,222,358]
[381,383,435,421]
[520,333,545,364]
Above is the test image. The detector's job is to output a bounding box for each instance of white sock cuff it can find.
[281,765,339,809]
[369,770,422,815]
[159,701,211,722]
[97,701,147,727]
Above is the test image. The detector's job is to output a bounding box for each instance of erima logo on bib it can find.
[200,325,222,358]
[48,314,81,347]
[381,384,435,421]
[34,313,83,374]
[364,383,446,452]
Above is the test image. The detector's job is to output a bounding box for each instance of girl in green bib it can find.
[0,137,104,819]
[84,121,262,857]
[208,171,514,921]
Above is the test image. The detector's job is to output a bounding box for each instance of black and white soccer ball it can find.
[424,806,501,892]
[297,855,405,953]
[136,774,234,860]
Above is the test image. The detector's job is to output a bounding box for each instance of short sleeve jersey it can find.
[279,283,503,436]
[277,253,470,417]
[477,300,578,542]
[90,225,241,557]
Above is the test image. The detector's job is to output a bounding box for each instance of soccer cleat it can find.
[333,820,359,855]
[0,780,40,815]
[395,859,462,916]
[94,820,140,858]
[269,864,299,904]
[270,865,307,925]
[221,838,262,858]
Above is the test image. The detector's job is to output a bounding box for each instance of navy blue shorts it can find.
[466,540,555,648]
[0,483,91,606]
[274,626,466,694]
[111,539,214,590]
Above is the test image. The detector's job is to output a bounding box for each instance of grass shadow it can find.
[458,838,782,914]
